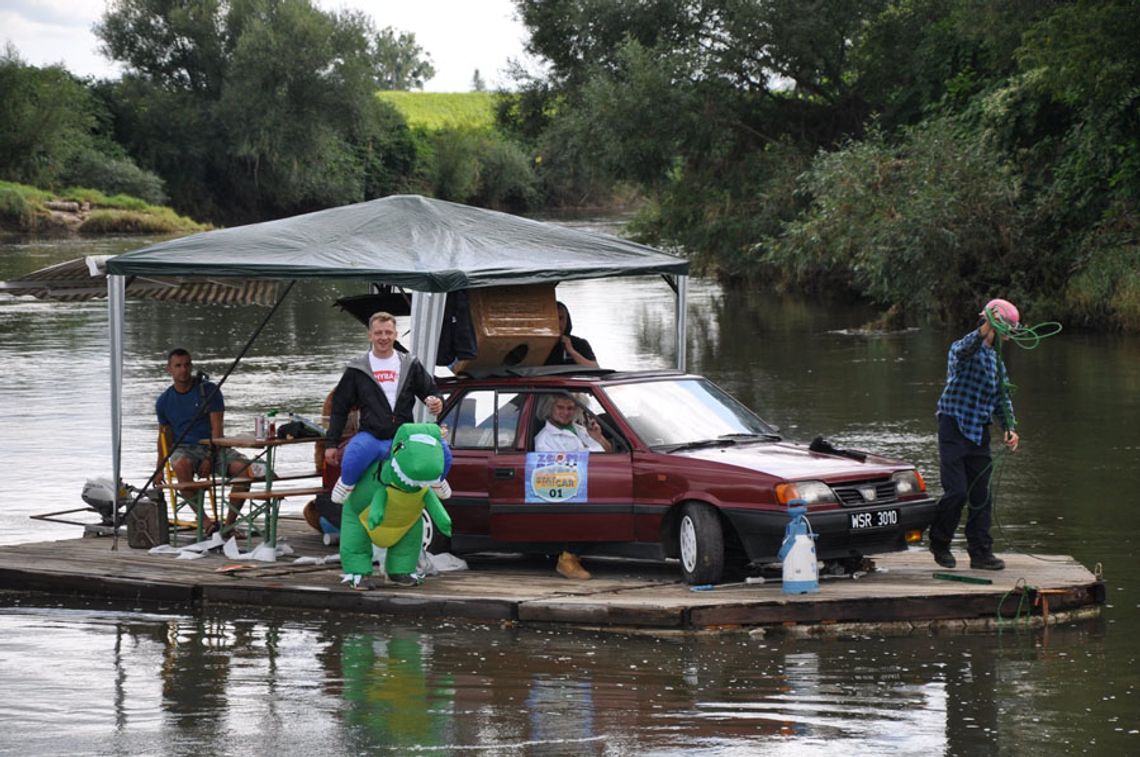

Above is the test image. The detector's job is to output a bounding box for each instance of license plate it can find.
[849,509,899,531]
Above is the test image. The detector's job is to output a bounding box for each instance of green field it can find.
[377,91,496,130]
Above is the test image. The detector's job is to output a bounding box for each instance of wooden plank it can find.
[229,486,327,501]
[227,470,321,485]
[519,599,683,627]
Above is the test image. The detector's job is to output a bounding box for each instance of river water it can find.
[0,232,1137,754]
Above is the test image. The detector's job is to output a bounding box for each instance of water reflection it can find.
[10,600,1128,753]
[325,631,453,750]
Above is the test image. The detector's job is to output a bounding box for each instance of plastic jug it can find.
[778,498,819,593]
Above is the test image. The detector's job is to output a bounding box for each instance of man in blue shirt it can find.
[156,348,255,533]
[929,299,1022,571]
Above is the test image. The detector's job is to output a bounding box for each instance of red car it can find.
[432,368,937,584]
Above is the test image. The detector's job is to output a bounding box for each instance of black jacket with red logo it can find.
[325,351,439,446]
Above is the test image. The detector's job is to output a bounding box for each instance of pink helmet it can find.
[980,298,1020,327]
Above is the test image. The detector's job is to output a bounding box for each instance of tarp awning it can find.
[104,194,688,291]
[0,255,281,305]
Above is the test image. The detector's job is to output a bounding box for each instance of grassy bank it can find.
[0,181,210,235]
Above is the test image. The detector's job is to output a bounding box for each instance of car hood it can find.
[673,442,906,480]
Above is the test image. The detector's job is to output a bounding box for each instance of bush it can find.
[1063,203,1140,330]
[472,137,538,211]
[426,129,482,202]
[60,150,167,205]
[765,120,1036,326]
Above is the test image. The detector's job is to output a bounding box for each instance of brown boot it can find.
[556,551,591,580]
[303,500,321,531]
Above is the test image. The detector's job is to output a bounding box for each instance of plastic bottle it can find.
[778,498,819,594]
[267,409,278,439]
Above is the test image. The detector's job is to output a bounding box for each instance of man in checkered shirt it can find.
[929,299,1022,571]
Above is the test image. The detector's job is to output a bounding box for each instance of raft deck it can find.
[0,517,1104,635]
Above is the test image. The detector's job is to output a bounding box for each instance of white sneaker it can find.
[330,478,354,504]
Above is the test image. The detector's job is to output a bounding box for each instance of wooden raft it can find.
[0,518,1105,634]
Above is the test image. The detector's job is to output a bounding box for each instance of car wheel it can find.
[678,503,725,585]
[421,510,451,554]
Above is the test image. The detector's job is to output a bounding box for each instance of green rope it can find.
[997,577,1035,629]
[984,307,1063,432]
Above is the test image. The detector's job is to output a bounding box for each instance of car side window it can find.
[496,392,522,449]
[439,390,524,451]
[441,390,496,449]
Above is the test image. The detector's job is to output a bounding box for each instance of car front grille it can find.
[833,480,898,507]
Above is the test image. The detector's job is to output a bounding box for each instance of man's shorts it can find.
[170,443,250,474]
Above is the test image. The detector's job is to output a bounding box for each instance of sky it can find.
[0,0,534,92]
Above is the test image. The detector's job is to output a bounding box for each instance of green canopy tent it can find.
[102,194,691,521]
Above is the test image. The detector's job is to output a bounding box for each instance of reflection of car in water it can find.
[432,368,937,584]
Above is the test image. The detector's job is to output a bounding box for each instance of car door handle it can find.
[493,468,515,480]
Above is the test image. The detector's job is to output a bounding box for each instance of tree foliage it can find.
[94,0,427,222]
[0,50,96,188]
[373,26,436,90]
[508,0,1140,329]
[0,45,165,202]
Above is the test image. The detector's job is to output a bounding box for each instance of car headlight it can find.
[776,480,838,506]
[891,469,926,496]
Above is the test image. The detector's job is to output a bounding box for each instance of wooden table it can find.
[204,435,324,549]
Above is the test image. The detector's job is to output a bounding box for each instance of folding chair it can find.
[159,432,219,542]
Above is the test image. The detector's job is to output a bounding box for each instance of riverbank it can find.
[0,180,209,236]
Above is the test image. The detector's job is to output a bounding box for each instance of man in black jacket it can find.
[325,312,443,502]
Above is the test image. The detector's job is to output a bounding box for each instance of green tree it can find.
[0,47,96,188]
[373,26,435,90]
[95,0,420,222]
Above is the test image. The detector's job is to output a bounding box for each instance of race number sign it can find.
[525,451,590,503]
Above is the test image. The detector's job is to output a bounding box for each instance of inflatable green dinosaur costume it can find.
[340,423,452,588]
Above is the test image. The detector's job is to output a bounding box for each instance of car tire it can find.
[421,510,451,555]
[678,503,725,585]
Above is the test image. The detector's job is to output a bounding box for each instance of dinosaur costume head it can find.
[379,423,446,492]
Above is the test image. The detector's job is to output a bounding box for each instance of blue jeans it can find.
[339,431,453,486]
[929,414,993,557]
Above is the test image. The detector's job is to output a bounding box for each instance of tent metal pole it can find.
[108,274,125,532]
[675,274,688,372]
[410,292,447,422]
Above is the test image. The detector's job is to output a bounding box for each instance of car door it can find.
[437,388,504,539]
[488,390,634,544]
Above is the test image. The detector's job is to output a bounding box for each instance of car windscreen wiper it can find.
[718,432,782,442]
[660,438,740,453]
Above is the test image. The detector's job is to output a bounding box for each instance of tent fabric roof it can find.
[106,195,688,292]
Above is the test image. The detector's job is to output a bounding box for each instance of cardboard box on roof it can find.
[452,284,559,372]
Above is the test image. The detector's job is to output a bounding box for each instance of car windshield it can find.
[603,378,780,451]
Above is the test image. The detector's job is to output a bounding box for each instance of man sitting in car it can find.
[534,394,613,454]
[534,394,612,580]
